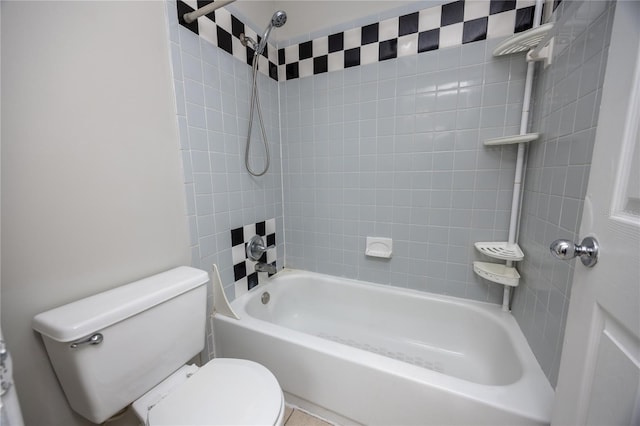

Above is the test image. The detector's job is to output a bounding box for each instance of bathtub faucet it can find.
[246,235,275,261]
[255,262,277,274]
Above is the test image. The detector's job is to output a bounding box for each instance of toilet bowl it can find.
[132,359,285,426]
[32,267,284,425]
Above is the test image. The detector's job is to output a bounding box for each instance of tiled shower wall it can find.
[280,38,528,303]
[513,0,615,387]
[165,1,285,355]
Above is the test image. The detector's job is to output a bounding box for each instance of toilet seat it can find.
[145,359,284,426]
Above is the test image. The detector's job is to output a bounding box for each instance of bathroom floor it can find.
[284,406,334,426]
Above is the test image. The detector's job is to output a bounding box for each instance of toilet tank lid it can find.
[32,267,209,342]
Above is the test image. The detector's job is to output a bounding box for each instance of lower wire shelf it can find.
[473,261,520,287]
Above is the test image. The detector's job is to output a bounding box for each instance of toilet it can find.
[32,267,285,425]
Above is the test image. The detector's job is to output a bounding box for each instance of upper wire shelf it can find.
[493,23,555,57]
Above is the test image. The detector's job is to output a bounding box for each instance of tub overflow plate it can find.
[261,292,270,304]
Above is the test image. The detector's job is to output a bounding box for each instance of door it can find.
[552,1,640,425]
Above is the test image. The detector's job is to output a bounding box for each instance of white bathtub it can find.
[213,269,553,425]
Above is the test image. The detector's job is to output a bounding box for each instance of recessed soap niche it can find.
[365,237,393,259]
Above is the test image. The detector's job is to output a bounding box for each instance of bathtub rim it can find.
[244,268,521,326]
[214,268,554,424]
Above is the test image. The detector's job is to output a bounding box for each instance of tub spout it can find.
[255,262,277,274]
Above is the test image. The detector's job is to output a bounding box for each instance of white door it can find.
[552,1,640,425]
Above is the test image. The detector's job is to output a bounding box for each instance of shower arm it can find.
[183,0,236,24]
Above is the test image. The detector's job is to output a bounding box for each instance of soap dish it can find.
[365,237,393,259]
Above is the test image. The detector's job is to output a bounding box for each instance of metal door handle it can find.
[550,236,599,267]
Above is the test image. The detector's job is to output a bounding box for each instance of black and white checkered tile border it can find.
[230,218,277,296]
[278,0,541,81]
[177,0,280,81]
[178,0,559,83]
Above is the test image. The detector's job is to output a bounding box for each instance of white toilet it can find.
[32,267,285,425]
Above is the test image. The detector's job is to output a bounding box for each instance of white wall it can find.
[1,1,190,424]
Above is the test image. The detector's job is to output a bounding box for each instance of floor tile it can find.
[285,409,333,426]
[284,406,294,423]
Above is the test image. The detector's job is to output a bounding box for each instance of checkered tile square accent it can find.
[177,0,553,83]
[230,219,277,296]
[277,0,539,81]
[177,1,279,81]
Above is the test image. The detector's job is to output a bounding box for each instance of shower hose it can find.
[244,52,271,176]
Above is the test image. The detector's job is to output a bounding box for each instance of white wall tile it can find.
[379,17,399,41]
[439,23,463,48]
[398,34,418,58]
[487,11,516,39]
[344,27,362,50]
[464,0,490,21]
[419,6,441,31]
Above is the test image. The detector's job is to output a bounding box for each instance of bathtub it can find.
[213,269,553,425]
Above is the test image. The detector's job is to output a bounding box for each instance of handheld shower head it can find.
[255,10,287,56]
[271,10,287,28]
[244,10,287,177]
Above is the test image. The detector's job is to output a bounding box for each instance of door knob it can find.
[550,236,599,267]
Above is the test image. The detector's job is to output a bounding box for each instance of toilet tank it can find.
[32,267,209,424]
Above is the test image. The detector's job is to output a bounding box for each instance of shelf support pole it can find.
[502,0,544,312]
